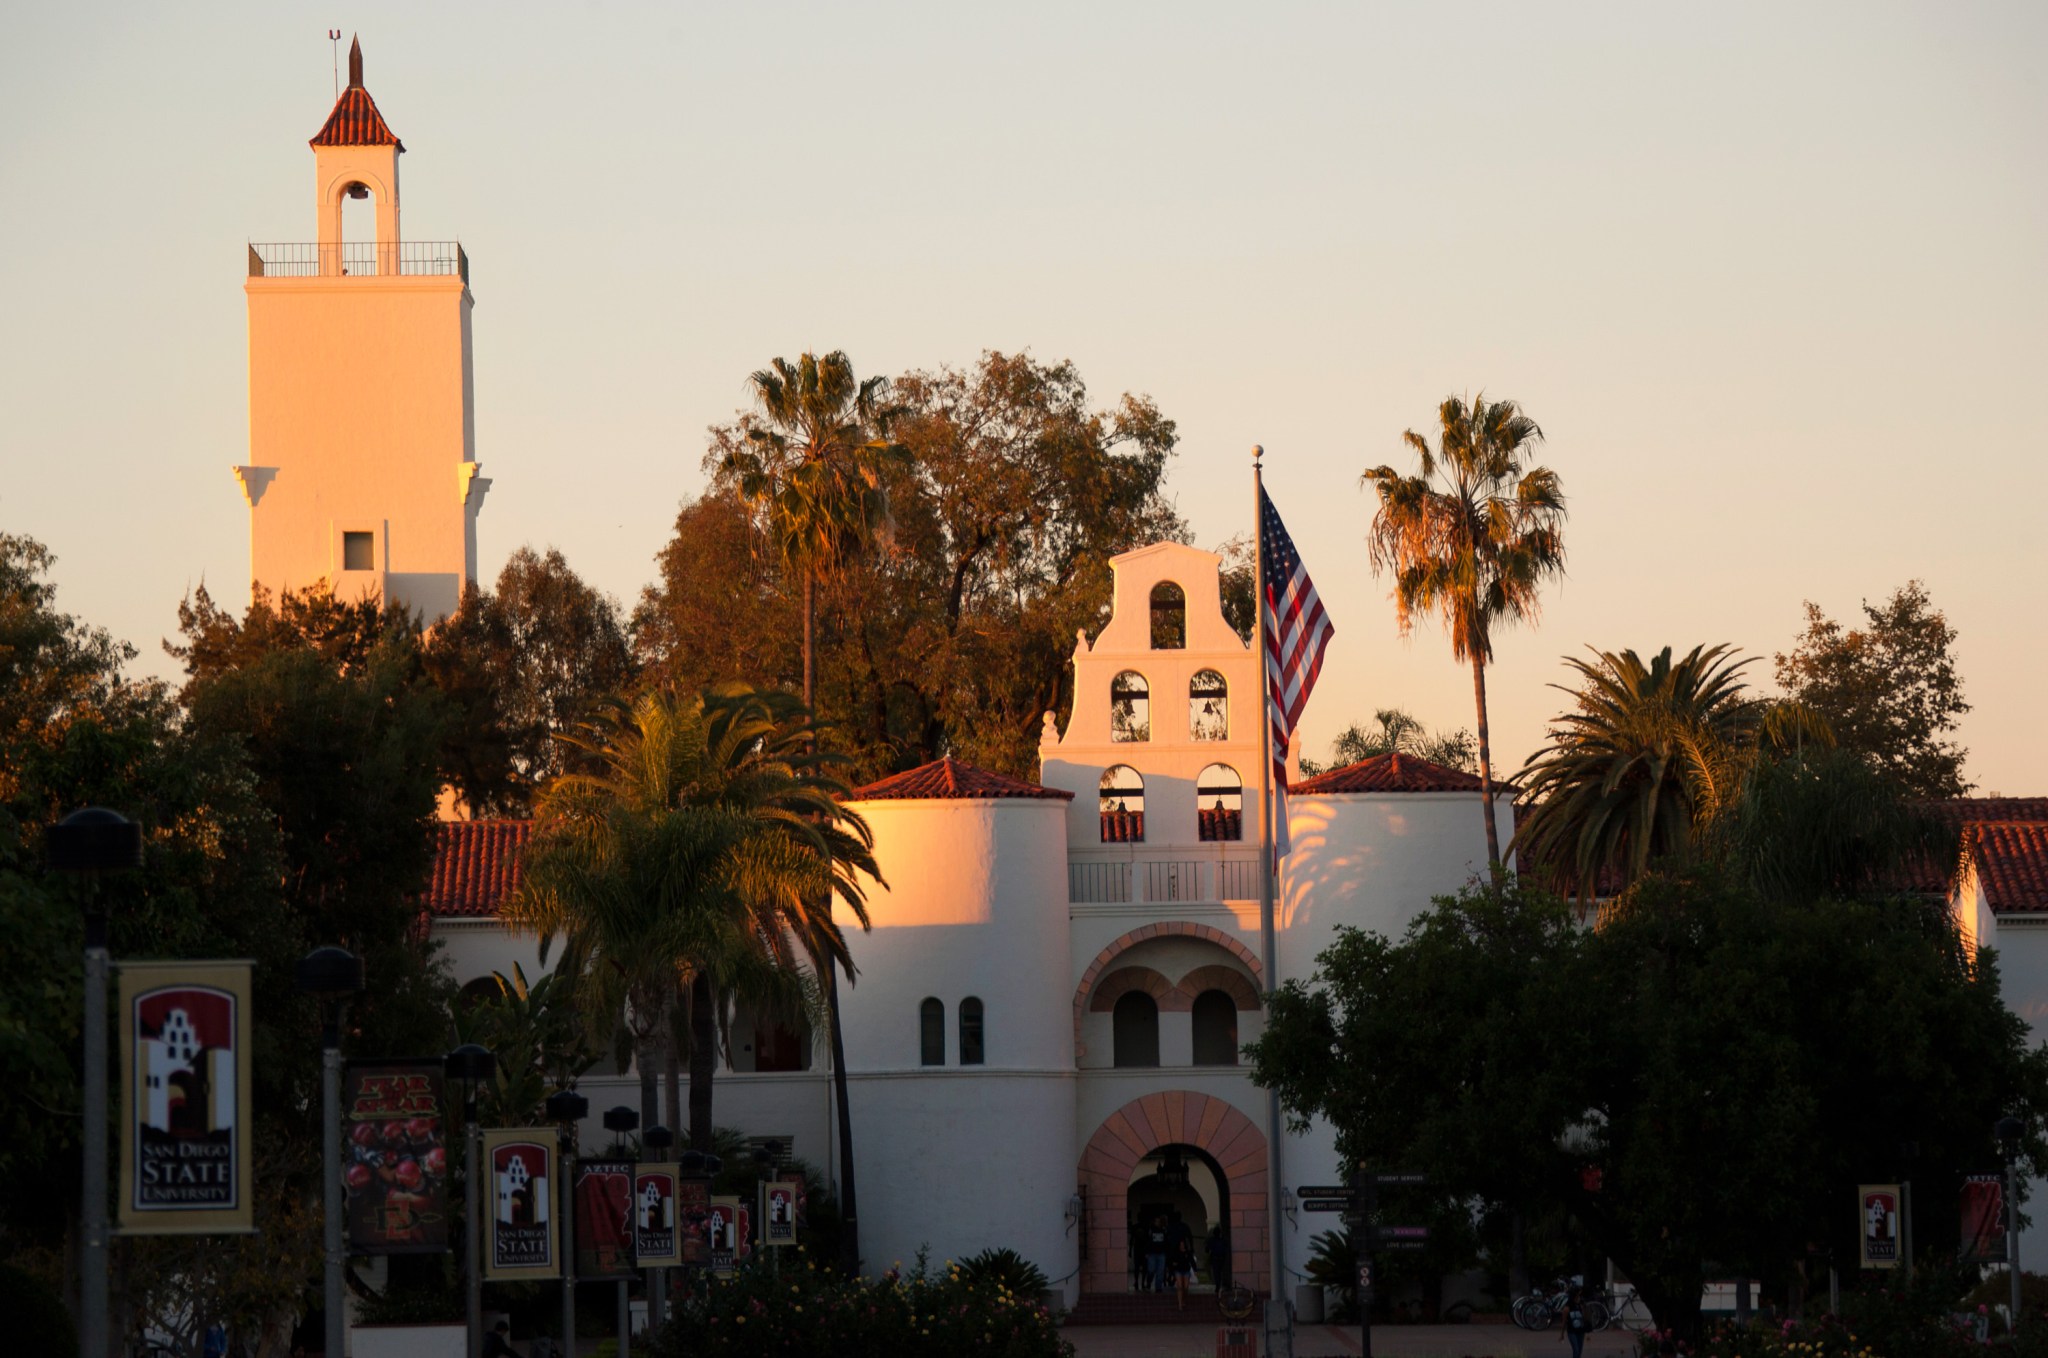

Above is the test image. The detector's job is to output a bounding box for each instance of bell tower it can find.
[239,37,486,622]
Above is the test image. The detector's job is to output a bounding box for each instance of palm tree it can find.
[1511,645,1767,905]
[505,684,880,1148]
[1363,395,1567,873]
[719,350,906,1269]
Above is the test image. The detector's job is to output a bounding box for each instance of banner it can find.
[117,961,255,1234]
[677,1176,712,1268]
[1963,1174,2009,1264]
[1859,1184,1901,1269]
[482,1129,559,1280]
[760,1177,797,1247]
[575,1159,636,1279]
[343,1060,448,1254]
[635,1164,682,1266]
[707,1196,749,1276]
[775,1169,809,1230]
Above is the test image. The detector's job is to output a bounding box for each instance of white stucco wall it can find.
[834,797,1073,1072]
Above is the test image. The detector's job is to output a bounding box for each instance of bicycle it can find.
[1600,1288,1655,1334]
[1512,1279,1610,1332]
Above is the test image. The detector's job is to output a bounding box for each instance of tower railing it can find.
[248,241,469,282]
[1068,853,1262,904]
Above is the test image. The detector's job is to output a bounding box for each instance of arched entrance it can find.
[1125,1144,1228,1292]
[1078,1092,1268,1295]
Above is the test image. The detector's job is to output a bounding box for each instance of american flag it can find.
[1260,486,1334,855]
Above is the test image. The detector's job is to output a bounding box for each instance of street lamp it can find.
[47,806,142,1358]
[446,1043,497,1358]
[546,1089,588,1358]
[1999,1116,2026,1333]
[296,946,365,1358]
[645,1126,674,1325]
[602,1106,639,1357]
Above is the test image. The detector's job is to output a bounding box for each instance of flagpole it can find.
[1253,444,1287,1329]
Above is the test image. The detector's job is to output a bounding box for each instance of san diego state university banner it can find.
[344,1060,450,1254]
[117,961,256,1234]
[482,1129,559,1280]
[634,1163,682,1267]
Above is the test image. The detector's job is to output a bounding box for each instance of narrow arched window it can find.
[1198,764,1243,842]
[1150,582,1186,649]
[1190,669,1228,741]
[959,997,985,1066]
[1112,991,1160,1068]
[1110,671,1150,742]
[1100,765,1146,844]
[920,997,946,1066]
[1192,989,1239,1066]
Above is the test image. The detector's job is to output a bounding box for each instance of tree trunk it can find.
[1472,654,1503,878]
[664,1020,682,1141]
[806,567,863,1273]
[637,1029,659,1136]
[688,972,717,1151]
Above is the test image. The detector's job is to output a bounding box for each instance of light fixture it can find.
[1064,1193,1085,1235]
[1281,1186,1298,1226]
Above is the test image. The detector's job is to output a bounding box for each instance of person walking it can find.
[1143,1212,1169,1294]
[1171,1232,1197,1310]
[1559,1282,1590,1358]
[1206,1225,1230,1289]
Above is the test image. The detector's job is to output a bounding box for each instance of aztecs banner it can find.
[574,1159,637,1279]
[1859,1184,1901,1269]
[1963,1174,2008,1264]
[634,1164,682,1267]
[117,961,255,1234]
[482,1129,559,1280]
[343,1061,449,1254]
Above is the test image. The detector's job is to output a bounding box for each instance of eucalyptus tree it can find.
[1362,395,1567,873]
[505,684,879,1146]
[717,350,905,1265]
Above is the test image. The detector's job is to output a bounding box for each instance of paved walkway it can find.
[1065,1322,1644,1358]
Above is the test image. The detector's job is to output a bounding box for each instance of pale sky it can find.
[3,2,2042,793]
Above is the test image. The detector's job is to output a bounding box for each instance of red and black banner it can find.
[574,1159,637,1279]
[343,1060,450,1254]
[1963,1174,2009,1264]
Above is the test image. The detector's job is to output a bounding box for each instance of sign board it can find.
[1859,1184,1901,1269]
[1302,1197,1352,1213]
[1298,1185,1351,1199]
[575,1159,637,1279]
[634,1164,681,1267]
[117,961,256,1235]
[1376,1240,1427,1251]
[343,1060,449,1254]
[1963,1175,2007,1264]
[1360,1171,1426,1186]
[1356,1262,1373,1290]
[706,1196,746,1275]
[482,1130,559,1279]
[1376,1226,1429,1241]
[760,1178,798,1246]
[676,1177,712,1268]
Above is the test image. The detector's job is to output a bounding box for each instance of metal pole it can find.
[561,1136,576,1358]
[467,1114,483,1358]
[81,902,109,1358]
[617,1279,630,1358]
[1252,446,1287,1335]
[2012,1156,2023,1335]
[324,1026,346,1358]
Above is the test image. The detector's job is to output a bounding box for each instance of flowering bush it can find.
[646,1247,1071,1358]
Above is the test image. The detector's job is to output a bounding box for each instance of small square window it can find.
[342,532,375,572]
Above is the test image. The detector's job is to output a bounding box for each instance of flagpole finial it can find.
[1253,444,1264,464]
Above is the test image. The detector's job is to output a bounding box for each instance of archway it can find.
[1078,1092,1268,1296]
[1125,1144,1228,1292]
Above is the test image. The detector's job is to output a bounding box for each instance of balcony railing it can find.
[1069,856,1262,904]
[247,241,468,282]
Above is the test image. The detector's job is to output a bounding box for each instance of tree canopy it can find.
[1775,581,1972,800]
[635,350,1184,781]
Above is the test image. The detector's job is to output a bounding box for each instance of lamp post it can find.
[1999,1116,2026,1334]
[546,1090,588,1358]
[296,947,366,1358]
[604,1106,639,1358]
[47,806,142,1358]
[445,1044,497,1358]
[644,1126,674,1327]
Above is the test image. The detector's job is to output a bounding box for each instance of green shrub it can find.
[956,1248,1051,1300]
[646,1247,1071,1358]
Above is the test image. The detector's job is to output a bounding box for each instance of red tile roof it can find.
[1963,821,2048,914]
[1100,809,1145,843]
[423,819,529,918]
[848,756,1073,802]
[310,43,403,151]
[1897,798,2048,893]
[1289,751,1494,796]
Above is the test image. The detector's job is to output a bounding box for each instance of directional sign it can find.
[1362,1172,1427,1186]
[1357,1262,1373,1289]
[1298,1185,1351,1199]
[1302,1198,1351,1213]
[1375,1240,1427,1251]
[1376,1226,1429,1241]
